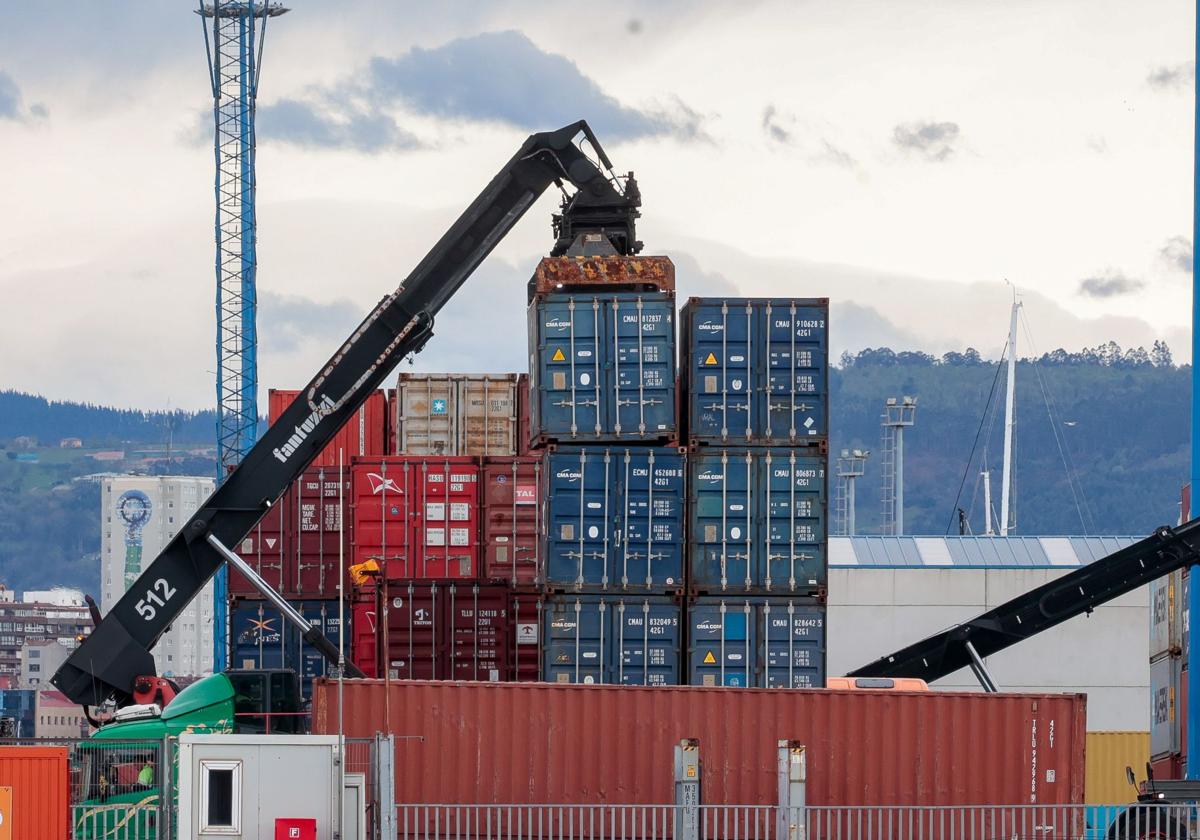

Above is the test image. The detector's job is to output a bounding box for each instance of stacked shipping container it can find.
[679,297,830,687]
[1150,566,1188,777]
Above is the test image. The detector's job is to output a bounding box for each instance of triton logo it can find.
[367,473,404,495]
[271,394,337,464]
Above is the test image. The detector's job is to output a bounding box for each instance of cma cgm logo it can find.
[367,473,403,494]
[544,318,572,330]
[697,321,724,333]
[695,471,724,483]
[694,621,723,632]
[555,468,582,483]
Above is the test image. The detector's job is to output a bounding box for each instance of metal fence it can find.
[393,804,1199,840]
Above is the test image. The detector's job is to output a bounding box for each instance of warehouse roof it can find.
[828,535,1141,568]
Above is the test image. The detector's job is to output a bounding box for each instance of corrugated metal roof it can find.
[830,536,1141,568]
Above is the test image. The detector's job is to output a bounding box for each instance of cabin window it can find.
[199,759,241,834]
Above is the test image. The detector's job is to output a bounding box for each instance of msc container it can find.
[541,595,682,685]
[0,745,69,840]
[393,373,520,456]
[1085,731,1150,804]
[313,680,1087,806]
[480,456,541,586]
[1151,654,1181,759]
[355,581,538,682]
[689,448,827,594]
[1150,573,1177,659]
[526,255,675,302]
[680,298,828,445]
[688,598,826,688]
[230,467,351,599]
[269,388,388,468]
[528,292,677,445]
[542,447,686,592]
[352,457,480,580]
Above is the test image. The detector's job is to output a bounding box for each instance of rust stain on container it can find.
[0,745,69,840]
[529,255,675,299]
[314,680,1086,807]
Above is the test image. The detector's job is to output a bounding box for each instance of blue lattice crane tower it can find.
[198,0,288,672]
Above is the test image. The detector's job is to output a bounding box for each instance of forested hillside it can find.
[0,343,1190,594]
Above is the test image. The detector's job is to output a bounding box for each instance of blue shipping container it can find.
[529,292,677,443]
[231,598,345,704]
[688,598,826,688]
[0,690,36,738]
[681,298,828,445]
[689,448,827,594]
[543,447,686,591]
[541,595,682,685]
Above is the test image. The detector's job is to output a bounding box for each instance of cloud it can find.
[1085,136,1108,154]
[258,291,362,353]
[362,30,703,142]
[256,98,422,152]
[1078,270,1145,299]
[0,70,46,122]
[1147,62,1195,91]
[762,105,792,144]
[892,120,960,162]
[1160,236,1192,274]
[814,139,857,169]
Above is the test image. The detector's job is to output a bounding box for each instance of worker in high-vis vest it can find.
[137,760,154,788]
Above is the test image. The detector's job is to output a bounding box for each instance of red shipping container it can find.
[349,584,540,682]
[313,681,1087,807]
[269,388,387,469]
[0,745,69,840]
[352,457,480,580]
[230,499,287,597]
[480,456,541,586]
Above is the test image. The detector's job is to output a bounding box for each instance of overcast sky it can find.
[0,0,1194,409]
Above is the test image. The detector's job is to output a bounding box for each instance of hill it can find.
[0,344,1189,594]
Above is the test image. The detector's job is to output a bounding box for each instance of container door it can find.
[688,601,755,687]
[510,595,541,681]
[688,451,755,592]
[289,469,350,598]
[231,600,295,671]
[482,458,541,585]
[616,449,685,591]
[296,601,343,703]
[445,585,511,682]
[397,377,457,455]
[542,598,607,683]
[761,301,828,441]
[535,296,604,439]
[759,602,825,688]
[459,377,518,456]
[351,591,379,678]
[384,582,441,679]
[761,451,827,593]
[611,600,681,685]
[353,460,416,578]
[686,301,755,442]
[608,296,676,439]
[233,500,285,596]
[544,450,613,588]
[410,460,479,579]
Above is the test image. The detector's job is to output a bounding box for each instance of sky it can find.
[0,0,1195,410]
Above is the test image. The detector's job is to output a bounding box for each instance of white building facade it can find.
[101,476,216,678]
[827,535,1147,732]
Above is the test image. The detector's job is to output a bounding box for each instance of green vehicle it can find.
[72,670,302,839]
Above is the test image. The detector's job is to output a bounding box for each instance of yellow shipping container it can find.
[1086,732,1150,804]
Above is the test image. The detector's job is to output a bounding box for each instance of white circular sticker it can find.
[730,527,742,539]
[732,378,743,390]
[392,598,404,608]
[587,525,600,538]
[580,372,591,386]
[584,676,595,684]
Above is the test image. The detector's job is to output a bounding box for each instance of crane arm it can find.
[53,121,639,707]
[849,518,1200,683]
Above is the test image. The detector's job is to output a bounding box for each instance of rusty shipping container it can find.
[0,745,69,840]
[313,681,1086,807]
[480,456,542,586]
[352,456,481,579]
[393,373,521,456]
[526,255,676,301]
[269,388,388,468]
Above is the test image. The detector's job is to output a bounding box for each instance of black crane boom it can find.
[53,121,640,707]
[849,518,1200,683]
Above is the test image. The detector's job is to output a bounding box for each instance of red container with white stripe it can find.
[351,457,481,580]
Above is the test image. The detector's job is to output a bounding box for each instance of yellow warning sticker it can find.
[552,348,566,362]
[703,352,719,366]
[703,650,717,664]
